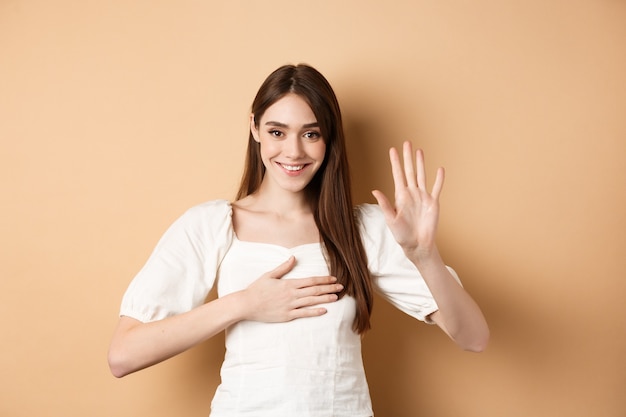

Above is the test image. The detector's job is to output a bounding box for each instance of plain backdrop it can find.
[1,1,625,416]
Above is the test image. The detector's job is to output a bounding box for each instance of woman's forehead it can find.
[259,94,318,126]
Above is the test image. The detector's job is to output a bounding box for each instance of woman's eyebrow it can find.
[264,121,320,128]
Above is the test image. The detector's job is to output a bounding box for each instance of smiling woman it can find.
[249,93,327,194]
[108,64,489,416]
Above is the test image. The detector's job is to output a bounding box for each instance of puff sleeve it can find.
[119,200,234,323]
[358,203,460,323]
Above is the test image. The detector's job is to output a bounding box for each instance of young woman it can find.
[108,64,489,416]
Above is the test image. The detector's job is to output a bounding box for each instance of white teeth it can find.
[280,164,305,171]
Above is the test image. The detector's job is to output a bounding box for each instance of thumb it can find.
[371,190,395,221]
[269,255,296,279]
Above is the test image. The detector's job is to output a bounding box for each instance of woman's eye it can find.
[269,130,283,137]
[304,131,321,140]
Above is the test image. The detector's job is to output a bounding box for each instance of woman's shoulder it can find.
[186,199,232,215]
[355,203,389,243]
[173,199,233,234]
[355,203,385,226]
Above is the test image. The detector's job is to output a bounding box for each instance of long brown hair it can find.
[236,64,373,334]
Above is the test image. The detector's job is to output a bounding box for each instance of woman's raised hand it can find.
[242,256,343,322]
[372,141,445,258]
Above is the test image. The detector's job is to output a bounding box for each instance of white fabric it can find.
[120,200,450,417]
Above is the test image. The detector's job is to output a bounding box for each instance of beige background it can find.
[1,1,625,416]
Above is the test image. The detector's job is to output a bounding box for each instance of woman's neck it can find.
[243,182,312,217]
[232,186,319,248]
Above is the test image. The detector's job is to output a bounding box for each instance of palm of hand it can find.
[372,142,444,255]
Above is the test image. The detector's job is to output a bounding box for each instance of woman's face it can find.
[251,93,326,195]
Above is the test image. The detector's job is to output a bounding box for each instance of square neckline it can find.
[227,201,323,251]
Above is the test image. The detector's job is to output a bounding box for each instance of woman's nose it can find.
[284,135,304,158]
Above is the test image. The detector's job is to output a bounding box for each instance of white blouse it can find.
[120,200,453,417]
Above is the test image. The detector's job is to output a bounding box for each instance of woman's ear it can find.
[250,114,260,143]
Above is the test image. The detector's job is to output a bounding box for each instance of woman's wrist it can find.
[404,244,444,270]
[211,290,253,325]
[403,245,441,264]
[236,289,258,322]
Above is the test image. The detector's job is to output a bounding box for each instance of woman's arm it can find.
[108,292,247,378]
[108,256,343,377]
[372,141,489,352]
[405,248,489,352]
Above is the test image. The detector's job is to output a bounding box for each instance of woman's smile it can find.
[277,162,309,175]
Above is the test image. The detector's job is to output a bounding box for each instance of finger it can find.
[293,294,339,310]
[289,306,328,319]
[291,275,338,289]
[415,148,427,190]
[403,141,418,188]
[389,147,407,193]
[269,256,296,279]
[371,190,397,224]
[432,166,445,200]
[296,282,344,298]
